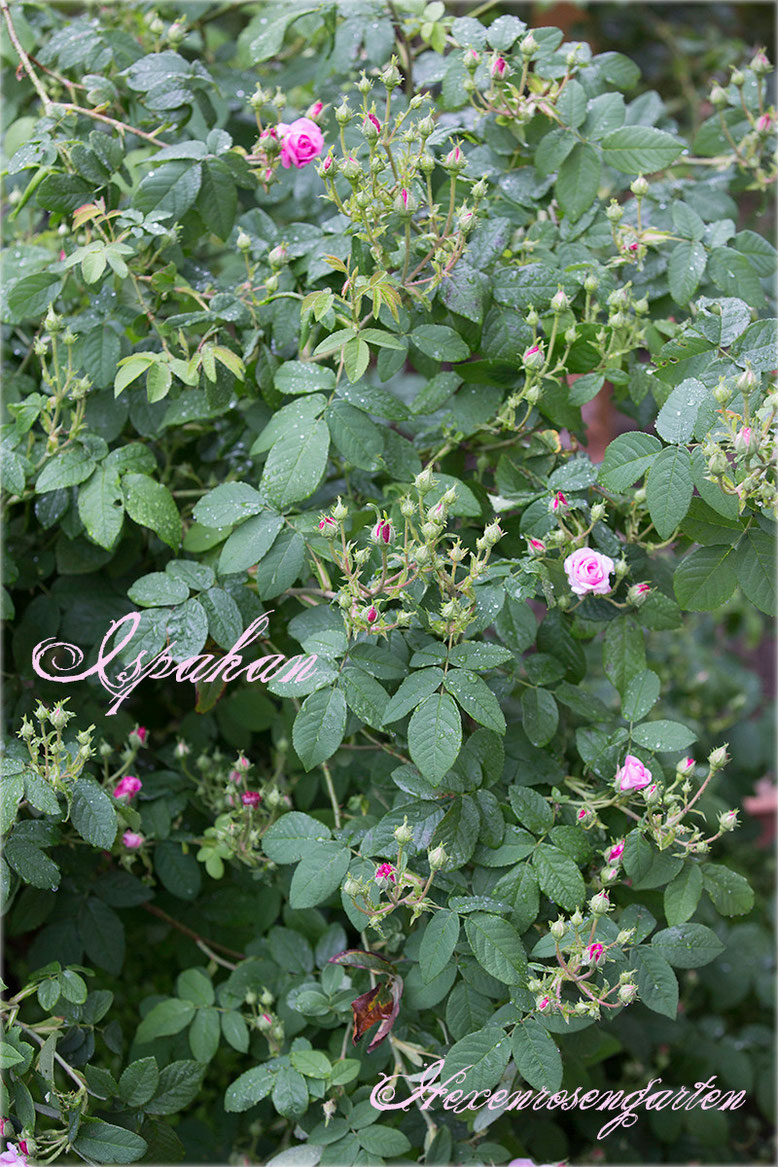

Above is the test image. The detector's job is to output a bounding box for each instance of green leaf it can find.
[3,837,60,889]
[261,419,330,508]
[464,912,527,984]
[136,998,196,1044]
[651,923,725,968]
[599,432,661,490]
[520,687,558,747]
[146,1060,206,1114]
[729,318,778,372]
[128,572,189,607]
[600,125,683,172]
[177,967,214,1006]
[225,1065,276,1111]
[262,812,332,863]
[339,665,389,729]
[189,1007,221,1063]
[78,465,124,550]
[275,361,336,396]
[0,773,24,834]
[444,669,506,734]
[419,910,460,983]
[7,272,61,319]
[655,378,708,444]
[382,668,444,724]
[325,400,383,470]
[736,527,775,616]
[272,1066,308,1118]
[603,616,646,696]
[253,529,305,599]
[410,325,470,362]
[664,864,703,927]
[154,841,201,900]
[134,160,202,218]
[668,241,707,305]
[532,843,585,912]
[556,142,601,223]
[80,897,125,974]
[343,336,369,383]
[632,719,696,752]
[357,1127,412,1157]
[442,1026,512,1092]
[37,447,95,493]
[702,864,754,917]
[221,1011,249,1052]
[432,795,480,867]
[119,1057,160,1107]
[674,544,737,610]
[73,1120,147,1164]
[293,687,347,770]
[193,483,265,527]
[123,473,181,550]
[289,844,350,908]
[218,512,283,576]
[249,7,318,60]
[408,693,461,784]
[197,158,237,240]
[511,1018,563,1093]
[646,445,693,538]
[622,668,660,722]
[252,395,328,454]
[508,786,553,834]
[71,779,117,849]
[632,948,678,1018]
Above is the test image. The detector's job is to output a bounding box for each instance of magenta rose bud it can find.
[373,519,392,544]
[564,547,615,596]
[527,537,546,553]
[242,791,261,807]
[129,725,148,747]
[490,56,507,79]
[123,831,144,850]
[587,942,604,963]
[366,606,378,624]
[319,515,337,531]
[615,754,652,792]
[278,118,325,169]
[375,862,396,884]
[551,490,568,512]
[756,113,772,133]
[608,840,625,862]
[734,426,756,453]
[522,342,544,370]
[306,100,324,120]
[114,775,142,799]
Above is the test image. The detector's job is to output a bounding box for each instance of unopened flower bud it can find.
[708,744,729,769]
[584,274,599,293]
[428,844,447,869]
[606,200,623,222]
[630,175,649,197]
[268,243,288,268]
[379,59,402,89]
[525,384,540,404]
[265,274,278,294]
[394,818,413,845]
[415,467,435,494]
[731,68,745,87]
[444,144,466,171]
[550,918,566,940]
[589,890,610,915]
[718,809,739,832]
[713,380,732,404]
[735,365,757,393]
[236,230,251,251]
[709,83,728,107]
[465,48,480,72]
[483,519,503,546]
[335,100,352,125]
[521,33,538,56]
[45,306,62,333]
[618,983,638,1004]
[643,783,661,805]
[523,343,544,370]
[750,50,772,75]
[614,557,629,579]
[490,56,507,79]
[551,288,569,313]
[627,582,651,606]
[343,874,361,897]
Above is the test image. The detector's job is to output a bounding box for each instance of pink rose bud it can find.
[235,754,250,771]
[375,862,397,883]
[229,770,243,784]
[677,757,695,774]
[491,56,507,79]
[522,342,544,370]
[278,117,325,170]
[608,840,625,862]
[242,791,261,807]
[129,725,148,747]
[401,188,409,210]
[366,606,378,624]
[588,942,604,963]
[306,100,324,120]
[322,155,333,171]
[59,248,66,261]
[373,519,393,544]
[734,426,756,453]
[114,775,142,800]
[552,491,568,511]
[564,547,615,596]
[367,112,381,132]
[537,995,550,1012]
[629,241,639,251]
[122,831,144,849]
[18,1143,28,1157]
[756,113,772,132]
[528,537,546,553]
[615,754,652,792]
[627,582,651,605]
[319,516,337,529]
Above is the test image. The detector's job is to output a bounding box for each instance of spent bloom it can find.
[616,755,652,792]
[122,831,144,850]
[114,775,142,800]
[564,548,615,596]
[278,117,324,169]
[242,791,262,808]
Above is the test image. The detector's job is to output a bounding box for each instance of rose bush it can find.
[1,2,775,1165]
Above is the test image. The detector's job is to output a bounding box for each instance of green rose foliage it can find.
[1,2,775,1165]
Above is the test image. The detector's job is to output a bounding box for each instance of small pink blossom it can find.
[608,840,625,862]
[491,56,507,79]
[306,100,324,120]
[564,547,615,596]
[319,516,337,530]
[122,831,144,849]
[375,862,396,883]
[114,775,142,800]
[0,1146,27,1167]
[278,117,324,170]
[367,606,378,624]
[373,519,393,544]
[588,942,604,963]
[242,791,261,808]
[616,754,652,792]
[756,113,772,132]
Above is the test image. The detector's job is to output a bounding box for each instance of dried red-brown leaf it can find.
[350,976,403,1051]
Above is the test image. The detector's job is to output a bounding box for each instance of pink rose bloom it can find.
[616,754,652,792]
[564,547,615,596]
[375,862,396,884]
[123,831,144,850]
[0,1148,27,1167]
[278,118,324,169]
[114,775,142,799]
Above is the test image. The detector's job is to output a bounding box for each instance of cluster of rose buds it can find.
[529,905,639,1020]
[708,50,775,190]
[245,988,284,1050]
[318,475,504,640]
[342,819,447,934]
[702,372,777,511]
[243,88,325,187]
[16,701,94,799]
[460,32,571,134]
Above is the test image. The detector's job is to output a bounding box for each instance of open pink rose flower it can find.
[278,118,324,169]
[114,775,142,799]
[615,755,652,791]
[564,547,615,596]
